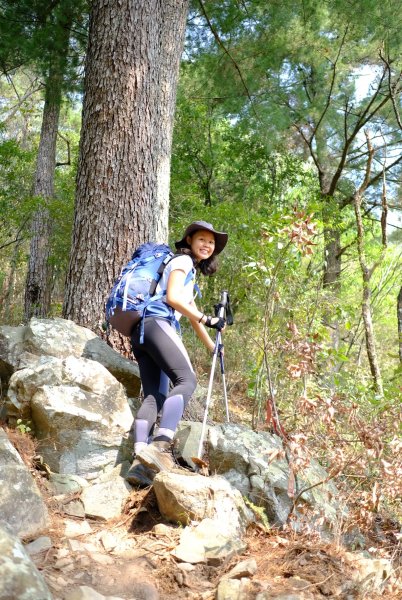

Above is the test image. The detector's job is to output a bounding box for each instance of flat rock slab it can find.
[81,464,131,520]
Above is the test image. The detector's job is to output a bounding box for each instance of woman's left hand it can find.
[204,316,226,331]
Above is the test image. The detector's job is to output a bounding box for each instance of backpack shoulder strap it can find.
[148,251,174,296]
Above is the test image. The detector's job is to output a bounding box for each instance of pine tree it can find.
[63,0,189,330]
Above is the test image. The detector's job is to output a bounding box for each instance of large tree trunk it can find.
[63,0,189,331]
[24,75,62,320]
[398,286,402,363]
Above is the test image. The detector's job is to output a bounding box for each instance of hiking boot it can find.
[125,458,155,487]
[137,440,176,473]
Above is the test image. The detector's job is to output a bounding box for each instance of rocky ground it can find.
[1,318,401,600]
[27,473,401,600]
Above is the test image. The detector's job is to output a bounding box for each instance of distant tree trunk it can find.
[63,0,189,331]
[354,153,384,396]
[0,238,22,322]
[24,8,73,321]
[398,286,402,362]
[24,75,61,320]
[323,227,341,291]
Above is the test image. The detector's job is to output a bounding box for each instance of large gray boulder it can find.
[6,355,133,478]
[0,429,49,539]
[0,317,140,399]
[0,325,34,400]
[208,423,341,529]
[0,525,52,600]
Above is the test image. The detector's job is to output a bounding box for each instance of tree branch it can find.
[55,131,71,167]
[380,50,402,130]
[197,0,259,119]
[312,26,349,140]
[329,66,390,196]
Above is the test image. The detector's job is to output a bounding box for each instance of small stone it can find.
[223,558,258,580]
[177,562,195,572]
[91,552,114,565]
[54,556,74,569]
[79,556,91,567]
[69,539,98,553]
[64,499,86,518]
[153,523,176,536]
[216,578,241,600]
[99,531,119,552]
[65,519,93,538]
[24,536,52,556]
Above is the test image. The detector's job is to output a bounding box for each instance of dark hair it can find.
[177,246,218,276]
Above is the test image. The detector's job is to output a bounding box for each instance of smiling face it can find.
[187,229,216,261]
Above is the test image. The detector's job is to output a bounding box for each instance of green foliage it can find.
[0,0,87,93]
[0,77,80,321]
[16,418,31,435]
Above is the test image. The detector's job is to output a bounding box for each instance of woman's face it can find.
[187,230,215,261]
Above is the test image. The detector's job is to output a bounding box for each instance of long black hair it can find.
[177,245,218,275]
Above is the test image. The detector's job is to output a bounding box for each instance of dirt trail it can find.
[32,484,397,600]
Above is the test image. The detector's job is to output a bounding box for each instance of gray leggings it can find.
[131,318,197,443]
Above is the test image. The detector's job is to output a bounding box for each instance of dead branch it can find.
[55,131,71,167]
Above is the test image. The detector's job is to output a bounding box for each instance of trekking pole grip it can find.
[216,290,228,319]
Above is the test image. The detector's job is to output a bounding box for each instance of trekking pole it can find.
[197,290,232,460]
[218,336,230,423]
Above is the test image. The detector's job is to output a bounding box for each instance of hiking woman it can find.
[126,221,228,486]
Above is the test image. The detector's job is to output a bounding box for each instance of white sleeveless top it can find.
[156,254,196,321]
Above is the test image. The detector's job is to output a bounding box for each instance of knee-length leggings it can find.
[131,317,197,444]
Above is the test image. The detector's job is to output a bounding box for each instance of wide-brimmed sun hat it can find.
[175,220,228,255]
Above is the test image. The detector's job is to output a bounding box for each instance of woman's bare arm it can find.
[166,270,215,352]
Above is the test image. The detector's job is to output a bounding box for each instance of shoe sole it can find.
[137,448,175,473]
[125,467,154,487]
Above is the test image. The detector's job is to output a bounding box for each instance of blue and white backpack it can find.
[105,242,195,341]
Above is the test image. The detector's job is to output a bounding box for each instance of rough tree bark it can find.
[323,227,341,290]
[63,0,189,331]
[24,6,73,321]
[24,76,61,320]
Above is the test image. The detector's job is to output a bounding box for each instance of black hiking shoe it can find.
[125,458,155,487]
[137,440,176,473]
